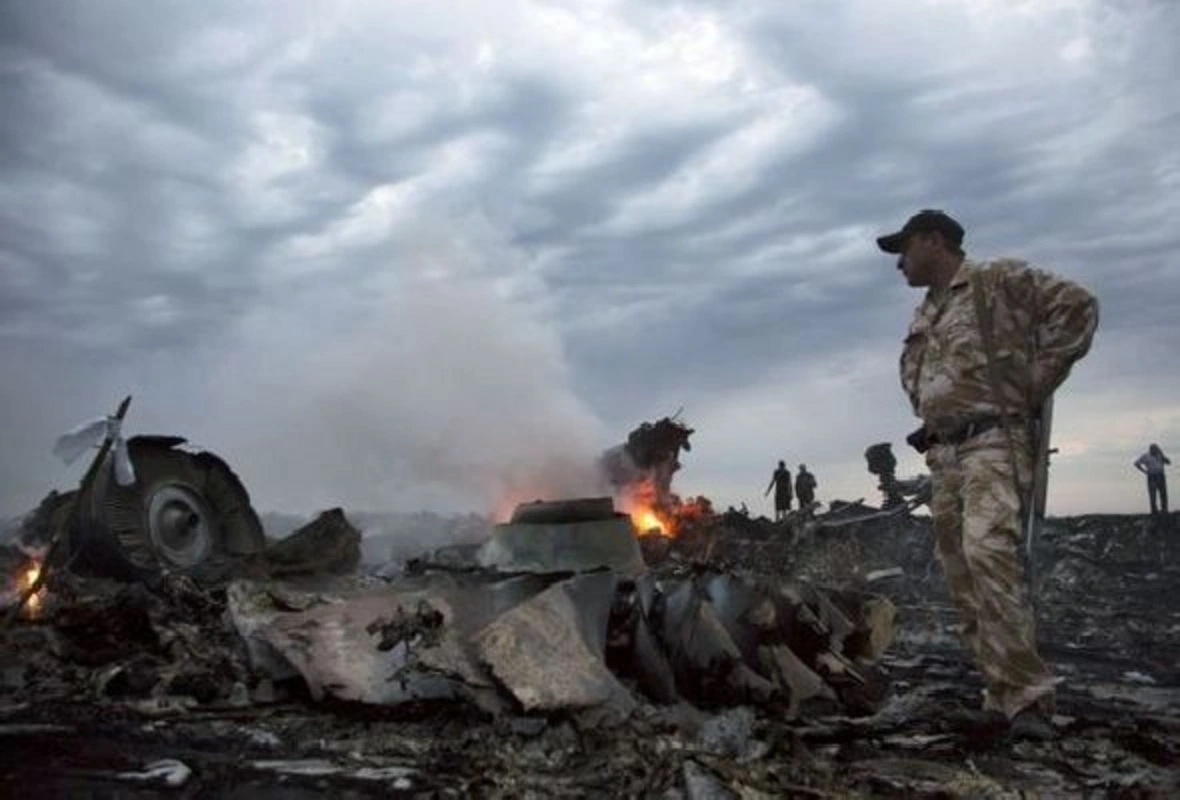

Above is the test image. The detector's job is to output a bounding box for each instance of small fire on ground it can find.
[630,506,672,537]
[19,558,45,619]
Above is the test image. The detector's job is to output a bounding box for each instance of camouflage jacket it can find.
[900,258,1099,435]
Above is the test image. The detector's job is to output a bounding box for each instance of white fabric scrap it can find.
[112,432,136,486]
[52,417,109,465]
[52,415,137,486]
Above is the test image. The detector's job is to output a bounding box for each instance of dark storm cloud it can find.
[543,1,1179,415]
[1,0,1177,516]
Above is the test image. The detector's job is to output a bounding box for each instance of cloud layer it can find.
[2,0,1177,517]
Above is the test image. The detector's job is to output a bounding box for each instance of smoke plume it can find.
[200,225,610,516]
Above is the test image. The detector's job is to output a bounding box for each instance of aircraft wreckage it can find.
[2,402,1179,796]
[2,402,896,724]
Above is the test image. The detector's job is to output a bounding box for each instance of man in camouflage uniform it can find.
[877,210,1099,738]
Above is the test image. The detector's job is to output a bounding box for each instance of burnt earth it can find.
[2,512,1179,797]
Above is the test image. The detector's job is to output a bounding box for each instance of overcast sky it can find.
[2,0,1177,520]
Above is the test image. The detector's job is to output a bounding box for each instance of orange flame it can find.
[19,558,45,619]
[630,506,672,537]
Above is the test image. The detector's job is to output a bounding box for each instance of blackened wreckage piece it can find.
[230,495,896,719]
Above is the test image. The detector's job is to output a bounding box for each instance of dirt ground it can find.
[2,511,1178,798]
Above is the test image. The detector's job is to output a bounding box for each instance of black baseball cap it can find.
[876,209,965,254]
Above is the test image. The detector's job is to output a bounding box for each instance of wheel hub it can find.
[146,485,214,568]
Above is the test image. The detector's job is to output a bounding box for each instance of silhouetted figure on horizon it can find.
[1135,443,1171,517]
[795,464,817,511]
[765,460,792,521]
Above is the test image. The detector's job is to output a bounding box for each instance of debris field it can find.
[3,501,1179,797]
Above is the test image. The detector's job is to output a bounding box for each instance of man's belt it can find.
[929,415,1027,447]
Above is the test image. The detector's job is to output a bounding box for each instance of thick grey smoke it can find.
[0,216,612,521]
[195,221,612,518]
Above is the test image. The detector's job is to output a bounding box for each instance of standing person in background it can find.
[1134,443,1171,517]
[795,464,817,512]
[765,460,792,521]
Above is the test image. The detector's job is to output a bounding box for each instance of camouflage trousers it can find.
[926,427,1057,719]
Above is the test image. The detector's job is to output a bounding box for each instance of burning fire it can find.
[630,506,672,537]
[19,558,45,619]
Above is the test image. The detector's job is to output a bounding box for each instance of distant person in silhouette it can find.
[1134,443,1171,516]
[765,460,792,521]
[795,464,817,511]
